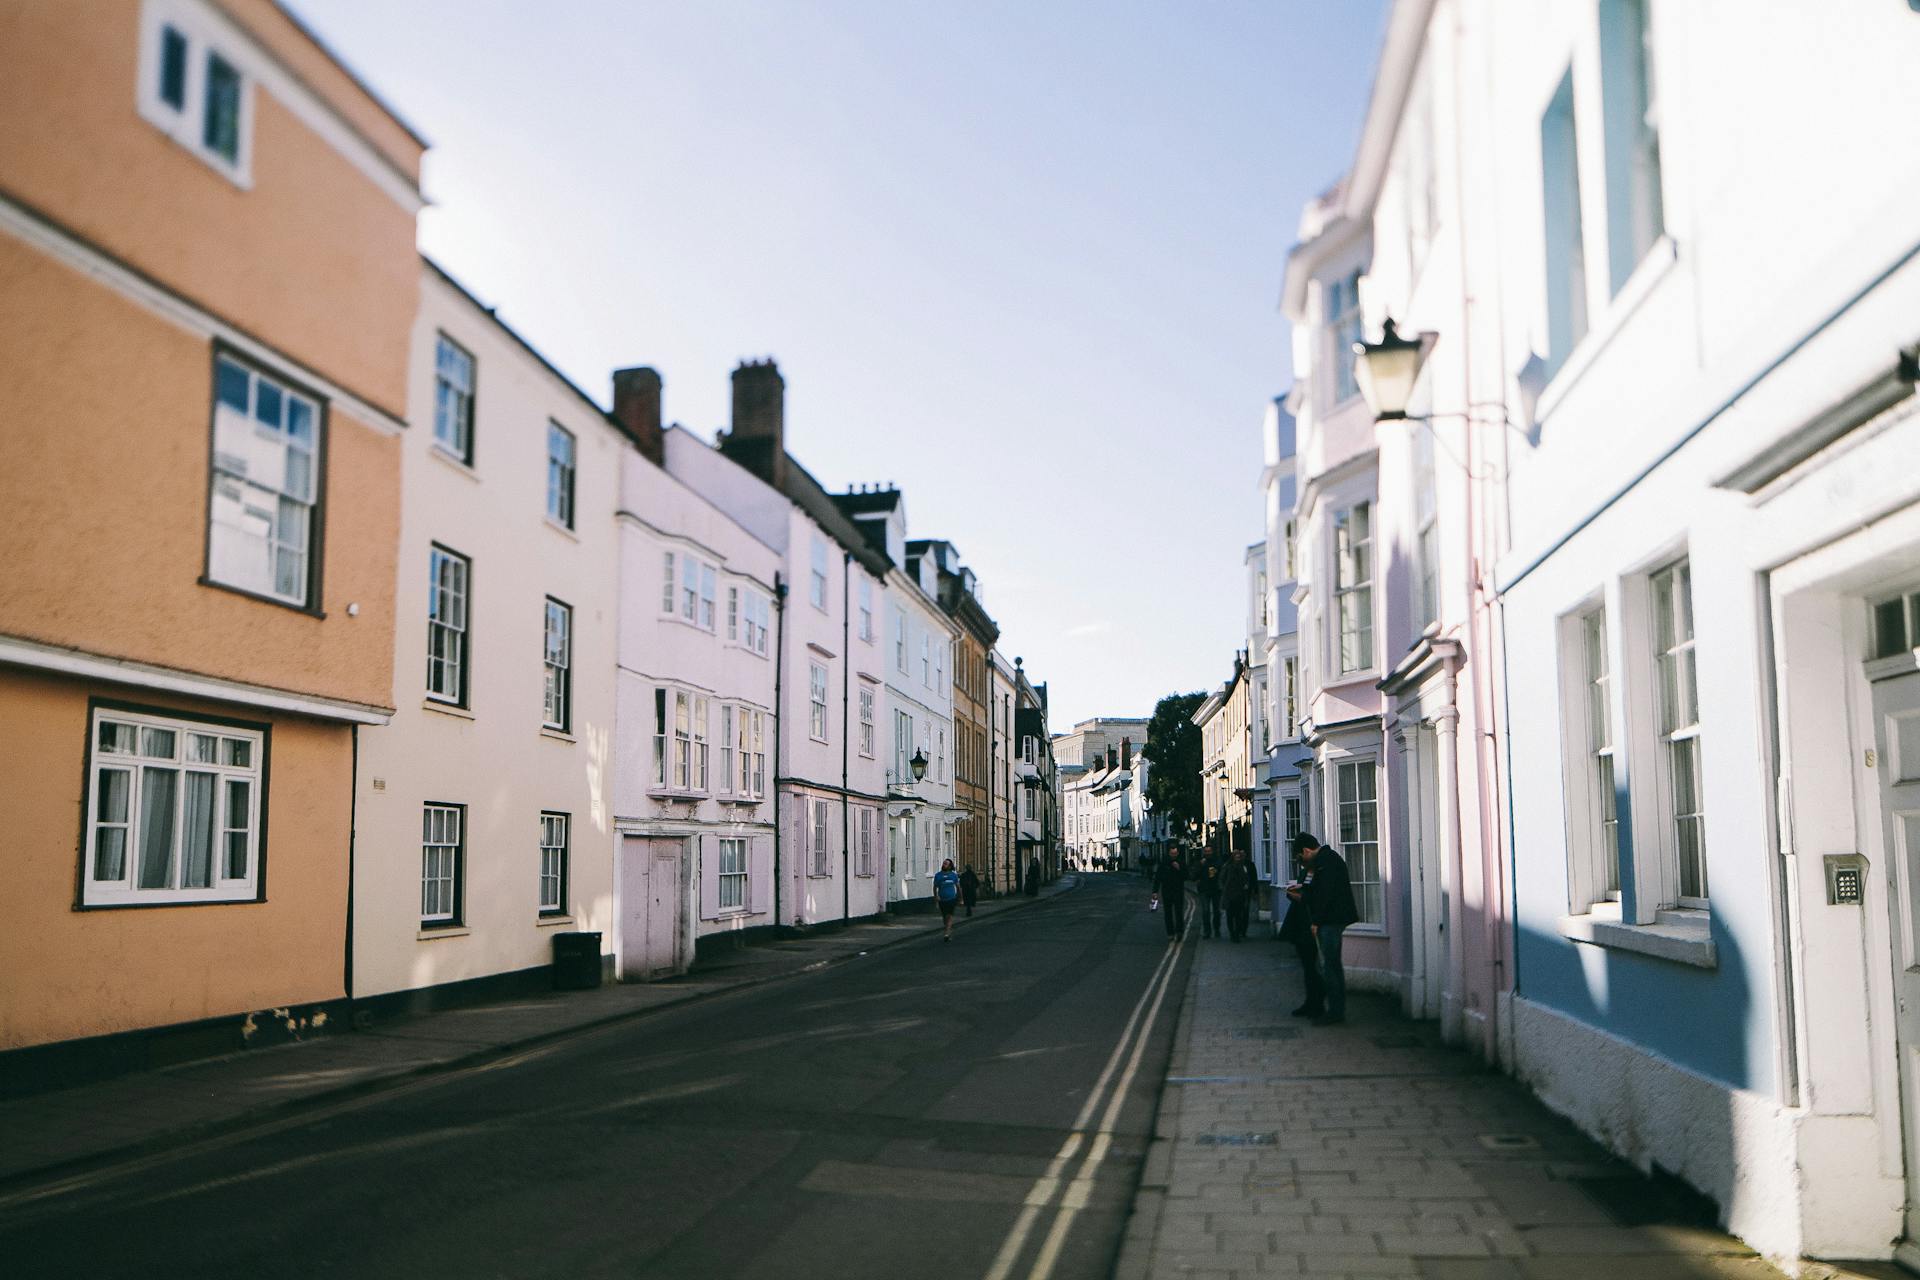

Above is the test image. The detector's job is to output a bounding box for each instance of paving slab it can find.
[1114,936,1797,1280]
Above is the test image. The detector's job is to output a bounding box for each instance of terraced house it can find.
[0,0,422,1060]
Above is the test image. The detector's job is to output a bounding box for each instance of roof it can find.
[833,488,902,516]
[782,457,894,579]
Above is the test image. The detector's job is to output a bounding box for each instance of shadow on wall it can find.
[1510,914,1758,1241]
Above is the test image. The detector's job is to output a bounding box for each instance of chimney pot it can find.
[611,366,664,466]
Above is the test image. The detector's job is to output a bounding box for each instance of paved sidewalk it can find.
[0,878,1073,1189]
[1116,934,1808,1280]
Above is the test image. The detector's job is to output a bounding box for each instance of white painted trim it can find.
[0,194,407,435]
[1558,901,1717,968]
[0,634,391,724]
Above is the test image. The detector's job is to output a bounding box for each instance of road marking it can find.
[1025,925,1186,1280]
[981,917,1189,1280]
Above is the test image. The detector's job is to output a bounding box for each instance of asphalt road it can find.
[0,874,1192,1280]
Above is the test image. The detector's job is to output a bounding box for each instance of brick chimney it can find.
[611,366,664,465]
[1121,737,1132,769]
[1107,746,1118,771]
[719,358,786,488]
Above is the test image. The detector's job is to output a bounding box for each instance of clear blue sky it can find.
[290,0,1387,728]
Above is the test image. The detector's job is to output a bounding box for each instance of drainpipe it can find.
[772,573,788,930]
[1435,665,1468,1046]
[842,550,852,923]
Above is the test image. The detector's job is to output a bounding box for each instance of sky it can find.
[289,0,1388,729]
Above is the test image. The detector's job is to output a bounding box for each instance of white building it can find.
[1259,399,1306,898]
[1289,0,1920,1266]
[835,488,960,905]
[606,367,781,979]
[990,650,1018,892]
[352,262,623,1007]
[661,362,891,930]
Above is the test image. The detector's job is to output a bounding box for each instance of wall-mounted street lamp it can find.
[910,748,929,782]
[1353,318,1438,421]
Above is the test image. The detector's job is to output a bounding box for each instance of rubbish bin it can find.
[551,931,603,990]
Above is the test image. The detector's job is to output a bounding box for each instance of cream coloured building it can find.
[350,262,625,1006]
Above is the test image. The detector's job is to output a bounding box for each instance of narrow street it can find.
[0,877,1189,1280]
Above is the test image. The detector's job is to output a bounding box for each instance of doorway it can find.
[620,834,689,980]
[1873,666,1920,1260]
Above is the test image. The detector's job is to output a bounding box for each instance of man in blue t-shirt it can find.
[933,858,961,941]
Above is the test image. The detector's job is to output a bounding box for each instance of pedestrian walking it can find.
[1025,856,1041,897]
[1221,847,1256,942]
[1197,847,1226,938]
[933,858,961,941]
[1154,847,1188,940]
[958,863,979,916]
[1285,833,1359,1024]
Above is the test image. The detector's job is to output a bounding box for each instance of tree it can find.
[1143,691,1206,838]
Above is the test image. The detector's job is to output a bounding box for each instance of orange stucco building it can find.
[0,0,423,1057]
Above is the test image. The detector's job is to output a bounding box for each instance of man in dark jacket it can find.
[958,863,980,916]
[1220,848,1257,942]
[1284,832,1359,1024]
[1154,848,1188,939]
[1196,847,1226,938]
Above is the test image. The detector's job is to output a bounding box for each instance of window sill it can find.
[197,576,325,619]
[647,787,709,802]
[1558,902,1715,968]
[418,925,470,941]
[544,517,580,542]
[716,794,765,806]
[1535,234,1679,424]
[424,699,475,721]
[540,726,576,744]
[536,914,574,928]
[429,444,481,482]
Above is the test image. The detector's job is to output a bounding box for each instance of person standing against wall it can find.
[1286,833,1358,1024]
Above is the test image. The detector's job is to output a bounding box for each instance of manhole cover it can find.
[1477,1133,1540,1151]
[1194,1132,1278,1147]
[1234,1027,1301,1041]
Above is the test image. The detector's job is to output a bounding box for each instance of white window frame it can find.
[207,354,319,608]
[859,685,876,757]
[718,702,736,797]
[811,538,830,610]
[809,798,832,876]
[809,662,829,742]
[896,710,914,787]
[427,545,471,706]
[1333,502,1374,675]
[742,707,767,798]
[432,334,476,464]
[1412,428,1439,632]
[1332,757,1383,928]
[542,597,571,732]
[1541,67,1590,374]
[1324,270,1364,407]
[82,707,266,906]
[859,577,875,642]
[421,802,464,926]
[538,811,569,915]
[660,551,677,615]
[718,837,749,912]
[895,608,909,673]
[1558,601,1622,914]
[1281,657,1298,740]
[137,3,254,185]
[651,687,669,788]
[1649,558,1706,907]
[857,806,875,877]
[545,421,575,529]
[738,587,770,656]
[1599,0,1665,297]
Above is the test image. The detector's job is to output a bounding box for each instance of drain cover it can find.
[1195,1132,1279,1146]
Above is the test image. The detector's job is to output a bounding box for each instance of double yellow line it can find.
[982,913,1191,1280]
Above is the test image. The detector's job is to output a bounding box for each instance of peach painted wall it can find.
[0,670,351,1050]
[0,233,400,711]
[0,0,421,413]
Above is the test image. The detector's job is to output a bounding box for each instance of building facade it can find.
[661,364,891,930]
[0,0,421,1055]
[606,369,782,979]
[1014,663,1059,883]
[351,263,625,1008]
[921,542,1000,889]
[1194,661,1254,866]
[989,650,1019,893]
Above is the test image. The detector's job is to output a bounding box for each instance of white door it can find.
[1873,669,1920,1250]
[621,835,687,979]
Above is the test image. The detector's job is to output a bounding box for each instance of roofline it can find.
[271,0,432,148]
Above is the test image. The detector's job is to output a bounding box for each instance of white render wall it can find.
[353,266,621,999]
[611,448,781,960]
[883,560,957,904]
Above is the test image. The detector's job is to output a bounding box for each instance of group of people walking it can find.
[1149,832,1358,1026]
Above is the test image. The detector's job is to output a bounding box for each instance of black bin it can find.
[551,931,604,990]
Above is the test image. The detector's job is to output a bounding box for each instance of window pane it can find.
[159,25,189,109]
[215,359,250,412]
[224,778,251,879]
[137,767,179,889]
[141,727,177,759]
[93,768,131,880]
[203,52,241,161]
[181,772,217,889]
[1875,598,1909,659]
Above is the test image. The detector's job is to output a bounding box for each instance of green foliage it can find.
[1143,691,1206,835]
